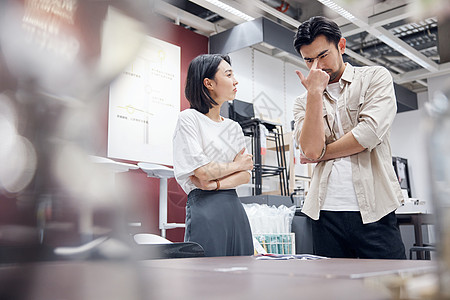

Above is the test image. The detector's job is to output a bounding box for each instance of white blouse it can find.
[173,108,247,194]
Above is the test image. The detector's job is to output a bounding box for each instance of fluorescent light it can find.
[204,0,254,22]
[317,0,356,22]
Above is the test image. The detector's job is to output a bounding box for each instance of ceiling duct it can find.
[438,17,450,64]
[395,83,418,113]
[210,17,297,57]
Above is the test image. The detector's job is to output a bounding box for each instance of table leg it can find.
[411,214,424,259]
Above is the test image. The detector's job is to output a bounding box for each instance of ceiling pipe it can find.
[260,0,300,20]
[348,27,438,56]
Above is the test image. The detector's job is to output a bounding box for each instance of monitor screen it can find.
[229,99,254,123]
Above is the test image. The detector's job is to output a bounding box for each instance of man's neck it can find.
[329,62,347,85]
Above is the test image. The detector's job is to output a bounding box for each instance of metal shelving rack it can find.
[239,118,289,196]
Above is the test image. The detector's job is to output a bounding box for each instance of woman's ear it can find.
[203,78,214,91]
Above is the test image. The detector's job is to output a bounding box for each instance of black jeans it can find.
[311,211,406,259]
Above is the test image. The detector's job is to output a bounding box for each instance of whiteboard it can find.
[108,36,180,166]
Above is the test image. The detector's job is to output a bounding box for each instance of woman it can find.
[173,54,254,257]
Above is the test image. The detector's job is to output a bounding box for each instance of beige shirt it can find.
[293,63,404,224]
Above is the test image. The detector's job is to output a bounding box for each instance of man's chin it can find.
[328,74,338,83]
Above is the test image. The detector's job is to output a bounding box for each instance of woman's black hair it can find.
[185,54,231,114]
[293,16,342,54]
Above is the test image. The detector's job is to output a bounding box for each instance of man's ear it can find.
[203,78,214,91]
[338,37,346,55]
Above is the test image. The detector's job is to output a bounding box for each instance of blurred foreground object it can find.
[0,0,155,299]
[0,0,147,100]
[426,84,450,299]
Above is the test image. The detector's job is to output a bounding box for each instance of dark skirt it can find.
[185,189,253,257]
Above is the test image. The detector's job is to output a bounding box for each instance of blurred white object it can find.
[0,93,37,193]
[426,86,450,298]
[55,236,131,259]
[55,236,109,256]
[133,233,172,245]
[0,0,147,100]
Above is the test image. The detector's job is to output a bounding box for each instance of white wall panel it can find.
[391,92,430,204]
[253,50,284,124]
[285,62,306,131]
[229,47,253,103]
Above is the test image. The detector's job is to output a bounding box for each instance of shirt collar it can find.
[323,63,353,99]
[326,63,353,92]
[339,62,354,86]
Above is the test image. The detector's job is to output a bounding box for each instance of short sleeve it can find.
[172,113,211,182]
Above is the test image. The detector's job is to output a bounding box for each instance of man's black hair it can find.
[293,16,342,54]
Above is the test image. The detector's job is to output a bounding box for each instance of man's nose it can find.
[316,59,324,70]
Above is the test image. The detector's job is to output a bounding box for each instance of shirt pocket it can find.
[322,107,334,142]
[346,101,361,126]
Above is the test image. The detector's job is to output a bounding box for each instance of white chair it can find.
[133,233,172,245]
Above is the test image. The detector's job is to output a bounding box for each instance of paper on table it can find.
[254,253,329,260]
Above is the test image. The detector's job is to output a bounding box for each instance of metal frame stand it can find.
[239,119,289,196]
[138,162,185,238]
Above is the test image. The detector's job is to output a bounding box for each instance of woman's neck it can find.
[205,105,223,122]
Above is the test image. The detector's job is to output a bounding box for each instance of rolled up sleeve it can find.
[293,94,307,144]
[351,67,397,151]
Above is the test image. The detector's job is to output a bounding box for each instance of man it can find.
[293,16,406,259]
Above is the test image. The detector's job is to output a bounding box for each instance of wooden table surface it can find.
[0,256,437,300]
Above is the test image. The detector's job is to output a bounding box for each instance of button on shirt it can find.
[293,63,404,224]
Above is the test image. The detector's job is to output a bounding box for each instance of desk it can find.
[396,212,434,259]
[1,256,436,300]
